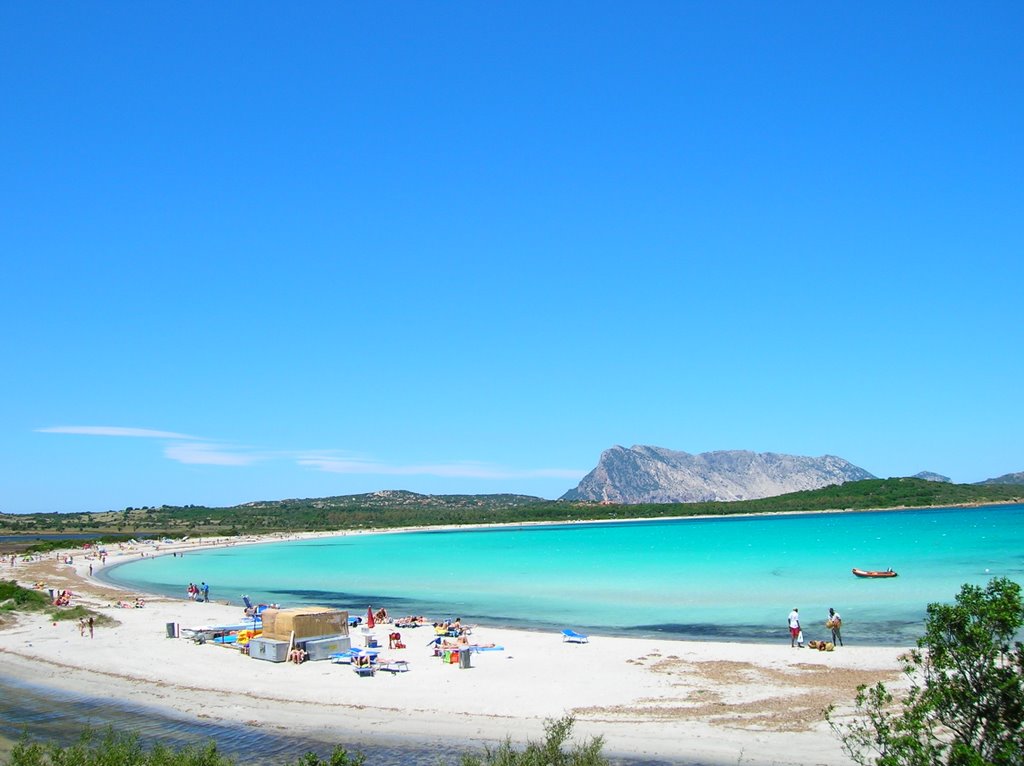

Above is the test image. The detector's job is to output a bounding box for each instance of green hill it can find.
[1,478,1020,543]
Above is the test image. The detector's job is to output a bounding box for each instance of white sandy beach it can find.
[0,534,913,765]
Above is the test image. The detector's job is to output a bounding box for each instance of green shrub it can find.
[3,730,365,766]
[459,716,608,766]
[0,580,50,611]
[828,577,1024,765]
[2,720,602,766]
[0,581,115,628]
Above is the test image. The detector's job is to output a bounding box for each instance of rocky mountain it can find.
[976,471,1024,486]
[913,471,952,483]
[561,445,875,504]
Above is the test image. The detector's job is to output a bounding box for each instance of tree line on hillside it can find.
[1,478,1021,542]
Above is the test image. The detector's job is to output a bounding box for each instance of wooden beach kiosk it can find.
[250,606,350,662]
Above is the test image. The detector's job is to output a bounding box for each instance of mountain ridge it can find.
[561,445,876,504]
[977,471,1024,486]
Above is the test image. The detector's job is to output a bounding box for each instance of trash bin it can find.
[165,622,179,638]
[458,649,472,669]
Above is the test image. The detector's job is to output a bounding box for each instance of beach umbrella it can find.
[367,606,375,629]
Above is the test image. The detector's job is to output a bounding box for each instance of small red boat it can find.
[852,568,898,578]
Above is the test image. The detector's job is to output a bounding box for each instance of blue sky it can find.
[2,3,1022,513]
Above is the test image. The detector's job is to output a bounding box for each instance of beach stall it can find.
[252,607,350,662]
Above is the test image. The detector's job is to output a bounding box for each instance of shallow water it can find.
[0,674,673,765]
[104,504,1024,646]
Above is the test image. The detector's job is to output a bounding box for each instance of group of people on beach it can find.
[186,582,210,602]
[394,615,428,628]
[787,606,843,648]
[77,616,94,638]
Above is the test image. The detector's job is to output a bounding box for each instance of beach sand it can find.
[0,535,911,765]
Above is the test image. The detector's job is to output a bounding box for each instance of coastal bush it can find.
[48,605,117,628]
[827,577,1024,765]
[3,729,365,766]
[0,580,50,612]
[0,581,115,630]
[22,535,133,554]
[4,730,232,766]
[458,716,608,766]
[1,721,606,766]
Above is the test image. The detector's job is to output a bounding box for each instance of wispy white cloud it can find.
[296,455,584,480]
[36,425,202,440]
[164,442,262,467]
[37,425,583,479]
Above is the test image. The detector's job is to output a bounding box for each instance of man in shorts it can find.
[788,607,801,647]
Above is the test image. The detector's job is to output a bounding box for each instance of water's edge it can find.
[0,672,671,766]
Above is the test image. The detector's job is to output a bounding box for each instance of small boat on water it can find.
[852,568,898,578]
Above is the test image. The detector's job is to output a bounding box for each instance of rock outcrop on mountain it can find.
[561,445,875,504]
[913,471,952,483]
[976,471,1024,486]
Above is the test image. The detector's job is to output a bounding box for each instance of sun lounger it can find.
[562,629,589,644]
[352,659,376,677]
[377,659,409,673]
[330,648,380,664]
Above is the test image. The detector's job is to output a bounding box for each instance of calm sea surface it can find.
[105,504,1024,646]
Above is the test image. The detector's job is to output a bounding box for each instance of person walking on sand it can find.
[827,607,843,647]
[88,616,94,639]
[788,607,801,647]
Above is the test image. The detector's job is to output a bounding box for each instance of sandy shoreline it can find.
[0,533,913,765]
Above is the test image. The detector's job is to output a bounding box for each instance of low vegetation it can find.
[828,577,1024,765]
[3,729,361,766]
[2,717,604,766]
[459,717,607,766]
[1,479,1020,544]
[0,580,115,627]
[0,579,50,611]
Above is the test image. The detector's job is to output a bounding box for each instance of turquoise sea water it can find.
[104,504,1024,645]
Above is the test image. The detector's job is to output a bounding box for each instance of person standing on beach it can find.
[88,616,94,639]
[827,607,843,647]
[201,582,209,602]
[788,607,800,647]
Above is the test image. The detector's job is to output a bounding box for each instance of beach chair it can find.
[377,658,409,674]
[351,655,376,677]
[332,648,380,665]
[562,629,589,644]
